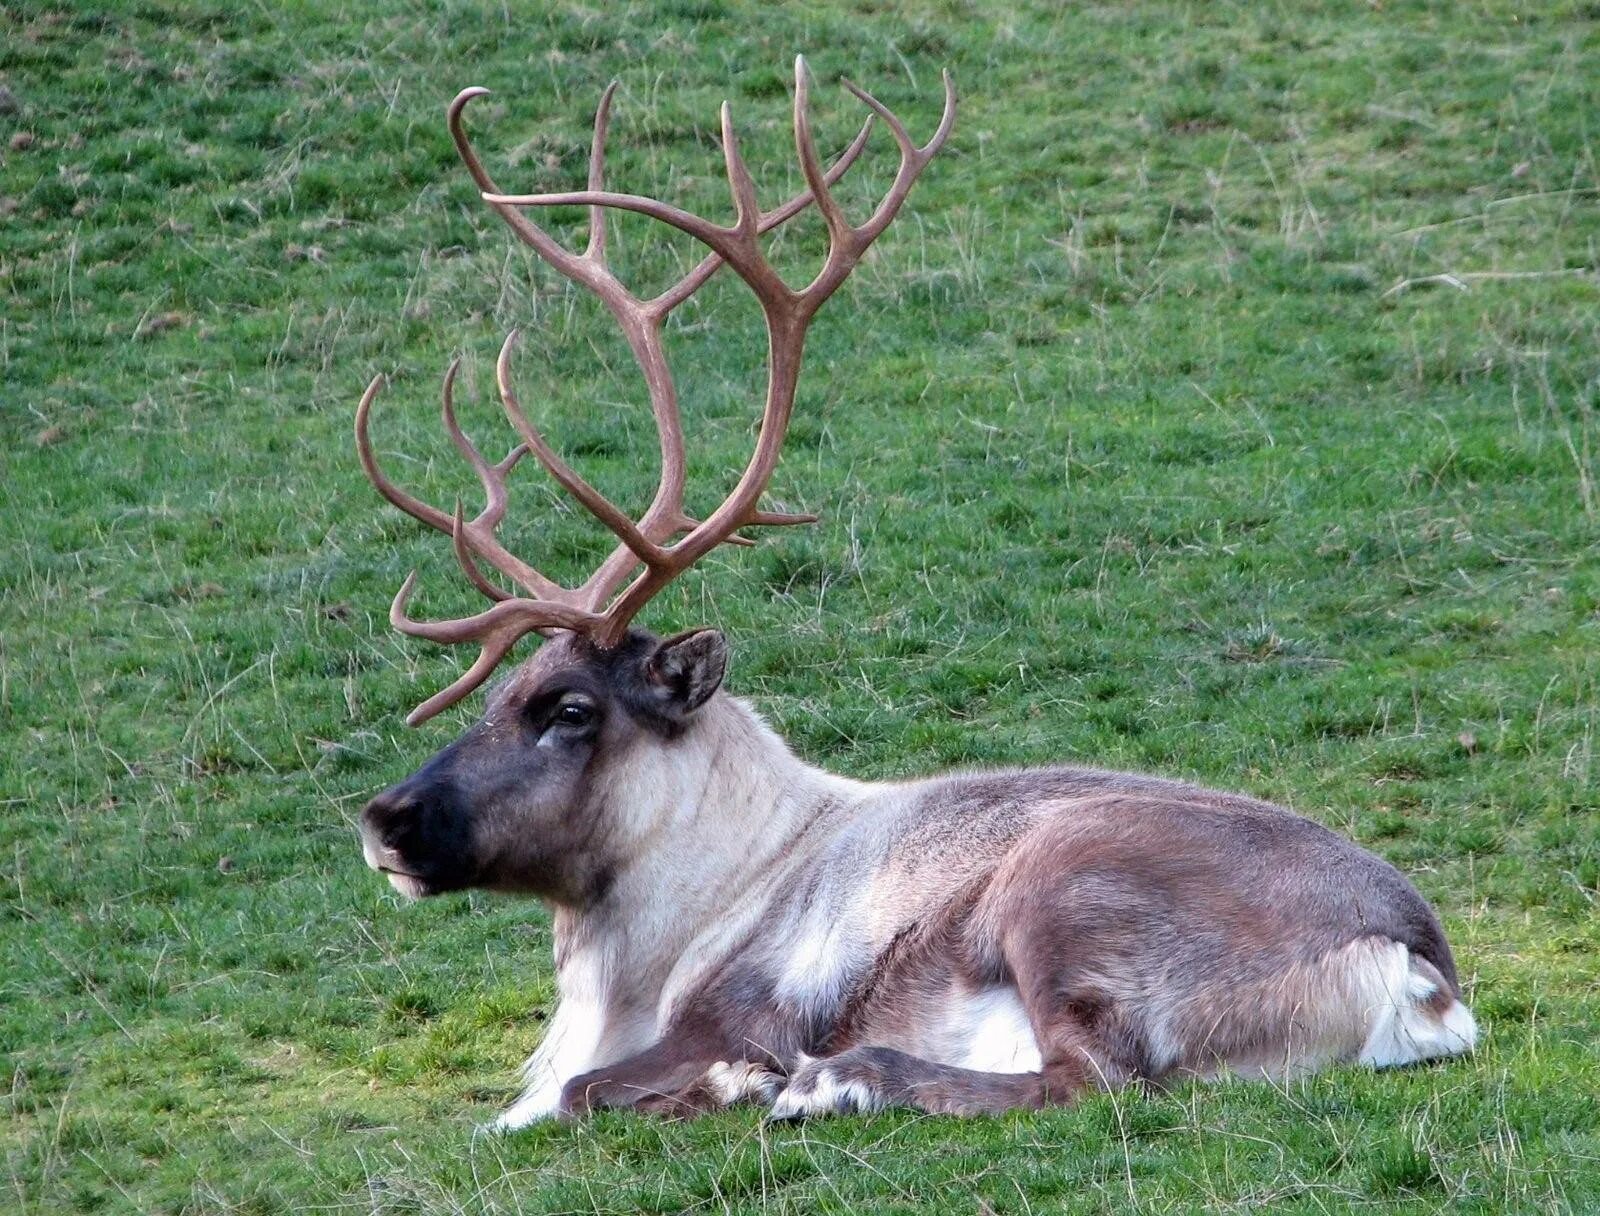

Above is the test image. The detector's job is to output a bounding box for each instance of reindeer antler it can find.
[358,58,955,724]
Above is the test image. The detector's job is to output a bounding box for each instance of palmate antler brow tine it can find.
[360,60,954,722]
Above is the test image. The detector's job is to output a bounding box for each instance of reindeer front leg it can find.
[492,996,608,1130]
[492,948,670,1131]
[558,1031,741,1117]
[568,1059,787,1119]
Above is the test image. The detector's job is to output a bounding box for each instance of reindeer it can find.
[354,60,1477,1128]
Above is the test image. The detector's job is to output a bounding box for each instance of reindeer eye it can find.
[553,701,594,729]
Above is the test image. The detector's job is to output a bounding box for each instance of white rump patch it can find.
[1355,941,1479,1068]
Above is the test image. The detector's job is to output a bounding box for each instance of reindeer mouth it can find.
[362,839,435,899]
[379,867,432,900]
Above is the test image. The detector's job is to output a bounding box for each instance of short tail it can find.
[1357,943,1478,1068]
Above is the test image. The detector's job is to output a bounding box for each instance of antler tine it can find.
[357,366,565,601]
[494,329,665,572]
[388,572,603,725]
[450,500,511,603]
[439,356,526,529]
[388,570,593,641]
[839,69,957,248]
[405,639,518,727]
[357,374,453,534]
[450,87,594,284]
[791,58,853,244]
[718,101,762,237]
[585,81,618,259]
[466,92,752,282]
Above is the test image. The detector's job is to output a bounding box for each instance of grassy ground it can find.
[3,0,1598,1210]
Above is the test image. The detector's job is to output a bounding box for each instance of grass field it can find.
[4,0,1599,1210]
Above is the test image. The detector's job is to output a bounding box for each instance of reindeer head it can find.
[356,60,954,903]
[359,627,729,901]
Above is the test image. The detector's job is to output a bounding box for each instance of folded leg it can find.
[769,1045,1089,1118]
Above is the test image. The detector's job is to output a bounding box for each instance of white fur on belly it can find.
[939,985,1043,1075]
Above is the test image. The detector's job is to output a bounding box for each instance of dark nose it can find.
[360,788,417,849]
[356,765,473,893]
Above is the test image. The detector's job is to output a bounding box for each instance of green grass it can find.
[3,0,1598,1210]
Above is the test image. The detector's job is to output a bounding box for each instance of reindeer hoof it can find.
[705,1060,784,1106]
[767,1055,884,1121]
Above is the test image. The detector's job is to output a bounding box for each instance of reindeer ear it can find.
[646,629,729,716]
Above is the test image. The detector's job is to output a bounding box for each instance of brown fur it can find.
[360,631,1473,1125]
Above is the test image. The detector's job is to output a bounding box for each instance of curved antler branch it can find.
[449,87,596,285]
[387,571,604,724]
[356,368,565,601]
[494,329,666,568]
[842,68,957,248]
[484,185,761,277]
[362,66,954,721]
[357,374,453,534]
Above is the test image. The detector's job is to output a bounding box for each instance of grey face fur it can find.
[358,628,728,904]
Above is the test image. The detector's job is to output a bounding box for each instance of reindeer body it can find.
[353,65,1475,1127]
[371,642,1473,1130]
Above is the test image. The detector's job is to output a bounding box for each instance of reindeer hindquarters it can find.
[969,802,1478,1087]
